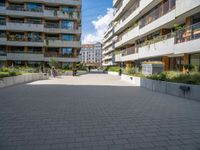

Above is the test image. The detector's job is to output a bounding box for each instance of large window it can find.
[62,20,74,29]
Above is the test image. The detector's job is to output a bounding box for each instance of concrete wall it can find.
[108,71,119,76]
[175,38,200,54]
[121,74,200,101]
[0,73,49,88]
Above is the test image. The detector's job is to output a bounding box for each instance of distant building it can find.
[81,43,102,67]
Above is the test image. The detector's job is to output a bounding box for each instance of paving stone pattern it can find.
[0,73,200,150]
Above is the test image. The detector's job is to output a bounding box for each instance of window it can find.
[62,7,76,12]
[62,34,75,41]
[62,48,73,57]
[62,20,74,29]
[27,3,42,12]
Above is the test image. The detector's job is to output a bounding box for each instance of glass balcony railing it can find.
[175,22,200,44]
[45,23,59,29]
[7,6,24,11]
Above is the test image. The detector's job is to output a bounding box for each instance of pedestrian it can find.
[52,67,56,78]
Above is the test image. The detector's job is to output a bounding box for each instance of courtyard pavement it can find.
[0,73,200,150]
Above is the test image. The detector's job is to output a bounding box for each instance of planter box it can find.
[121,74,200,101]
[0,73,49,88]
[142,64,164,75]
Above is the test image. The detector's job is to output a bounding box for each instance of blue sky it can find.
[82,0,113,44]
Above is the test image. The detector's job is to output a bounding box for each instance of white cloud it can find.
[82,8,114,44]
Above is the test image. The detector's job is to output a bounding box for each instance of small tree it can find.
[49,58,60,69]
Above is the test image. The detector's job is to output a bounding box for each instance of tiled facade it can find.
[103,0,200,71]
[0,0,82,68]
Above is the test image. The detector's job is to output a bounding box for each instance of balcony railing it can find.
[7,6,24,11]
[45,23,59,28]
[44,52,74,58]
[122,46,138,56]
[175,22,200,44]
[7,6,42,12]
[138,32,174,48]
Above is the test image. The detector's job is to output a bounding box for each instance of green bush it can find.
[107,66,120,72]
[147,71,200,85]
[122,67,135,75]
[0,72,10,78]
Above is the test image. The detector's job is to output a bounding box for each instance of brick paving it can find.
[0,73,200,150]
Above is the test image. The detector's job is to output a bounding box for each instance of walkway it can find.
[0,73,200,150]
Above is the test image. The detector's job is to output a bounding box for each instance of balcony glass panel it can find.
[62,20,74,29]
[62,48,74,57]
[62,34,75,41]
[8,3,24,11]
[175,22,200,44]
[27,32,42,42]
[27,3,42,12]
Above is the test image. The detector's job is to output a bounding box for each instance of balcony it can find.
[138,34,175,59]
[44,53,80,62]
[102,54,113,61]
[115,25,139,48]
[115,53,122,62]
[176,0,200,17]
[114,0,140,33]
[6,6,43,17]
[7,52,44,61]
[114,0,131,21]
[7,22,44,32]
[0,20,6,30]
[0,37,7,45]
[175,22,200,54]
[44,0,81,6]
[7,37,44,47]
[140,10,175,36]
[44,10,80,20]
[103,39,113,49]
[45,40,81,48]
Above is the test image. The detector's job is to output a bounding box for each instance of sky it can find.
[82,0,113,44]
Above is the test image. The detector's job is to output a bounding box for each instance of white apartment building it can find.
[103,0,200,71]
[81,43,102,67]
[0,0,82,68]
[102,23,116,66]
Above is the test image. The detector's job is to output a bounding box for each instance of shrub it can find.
[0,72,10,78]
[123,67,135,75]
[147,71,200,85]
[108,66,120,72]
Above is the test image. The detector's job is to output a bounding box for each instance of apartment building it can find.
[81,42,102,67]
[0,0,82,68]
[104,0,200,71]
[102,22,116,67]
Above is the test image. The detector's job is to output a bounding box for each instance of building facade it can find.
[81,43,102,67]
[102,22,116,67]
[103,0,200,71]
[0,0,82,68]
